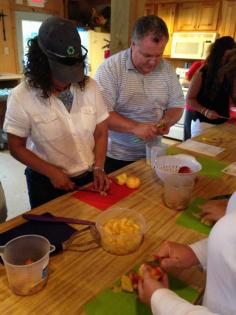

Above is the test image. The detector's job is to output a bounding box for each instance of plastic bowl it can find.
[153,154,202,182]
[95,208,145,255]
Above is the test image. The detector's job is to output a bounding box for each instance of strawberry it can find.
[178,166,192,173]
[150,266,163,280]
[128,270,140,289]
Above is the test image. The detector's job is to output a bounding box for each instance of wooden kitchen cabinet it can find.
[144,0,157,16]
[218,0,236,40]
[157,3,176,56]
[176,1,220,31]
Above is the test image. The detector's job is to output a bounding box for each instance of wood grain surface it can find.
[0,123,235,315]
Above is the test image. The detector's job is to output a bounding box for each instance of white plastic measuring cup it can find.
[0,234,55,295]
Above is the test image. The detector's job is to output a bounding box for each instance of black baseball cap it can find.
[38,16,87,84]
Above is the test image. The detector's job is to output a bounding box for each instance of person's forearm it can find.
[8,141,59,179]
[107,111,138,133]
[187,98,208,115]
[163,108,184,126]
[11,147,59,178]
[93,121,108,169]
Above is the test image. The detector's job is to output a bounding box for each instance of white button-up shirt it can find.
[151,192,236,315]
[4,79,109,177]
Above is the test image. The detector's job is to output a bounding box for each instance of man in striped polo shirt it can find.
[94,15,184,173]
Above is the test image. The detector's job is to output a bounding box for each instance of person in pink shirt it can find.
[183,60,204,140]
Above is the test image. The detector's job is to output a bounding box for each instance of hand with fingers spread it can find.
[199,199,227,222]
[138,264,169,305]
[156,241,200,270]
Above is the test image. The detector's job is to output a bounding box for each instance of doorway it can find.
[15,11,51,72]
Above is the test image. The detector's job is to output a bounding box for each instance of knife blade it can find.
[23,213,95,226]
[219,115,230,120]
[74,186,109,195]
[74,185,100,193]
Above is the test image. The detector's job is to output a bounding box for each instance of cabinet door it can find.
[197,1,220,31]
[158,3,176,56]
[176,2,199,31]
[144,1,157,16]
[176,1,220,31]
[219,0,236,39]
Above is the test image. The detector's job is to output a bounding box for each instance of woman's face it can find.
[52,79,70,91]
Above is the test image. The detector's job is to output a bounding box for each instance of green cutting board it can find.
[84,274,199,315]
[166,147,229,179]
[176,198,212,235]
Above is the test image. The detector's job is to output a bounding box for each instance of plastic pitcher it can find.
[0,234,55,295]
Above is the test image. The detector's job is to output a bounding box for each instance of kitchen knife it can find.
[209,194,232,200]
[74,186,109,195]
[219,115,230,120]
[23,213,95,226]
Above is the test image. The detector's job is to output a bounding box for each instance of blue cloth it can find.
[57,90,73,112]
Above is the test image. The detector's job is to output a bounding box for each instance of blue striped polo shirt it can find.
[94,48,184,161]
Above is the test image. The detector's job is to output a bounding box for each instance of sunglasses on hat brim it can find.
[38,38,88,66]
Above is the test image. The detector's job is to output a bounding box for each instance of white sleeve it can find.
[225,191,236,215]
[151,289,220,315]
[189,239,208,270]
[3,92,30,138]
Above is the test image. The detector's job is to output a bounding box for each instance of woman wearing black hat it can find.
[3,17,110,208]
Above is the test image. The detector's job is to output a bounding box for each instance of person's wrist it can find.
[200,107,210,118]
[93,166,105,172]
[204,109,210,118]
[200,107,207,115]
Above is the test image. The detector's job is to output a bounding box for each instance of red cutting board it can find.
[72,179,138,211]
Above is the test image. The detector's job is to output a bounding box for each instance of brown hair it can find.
[132,15,169,44]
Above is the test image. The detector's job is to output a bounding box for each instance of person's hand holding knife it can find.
[155,118,170,135]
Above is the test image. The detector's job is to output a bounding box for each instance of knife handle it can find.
[23,213,95,226]
[209,194,232,200]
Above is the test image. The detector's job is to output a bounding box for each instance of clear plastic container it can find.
[96,208,145,255]
[145,137,162,166]
[163,175,195,210]
[0,234,55,295]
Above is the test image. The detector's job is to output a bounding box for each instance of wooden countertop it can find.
[0,123,235,315]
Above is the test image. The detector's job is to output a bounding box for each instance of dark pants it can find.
[25,167,93,209]
[184,109,196,140]
[104,156,134,174]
